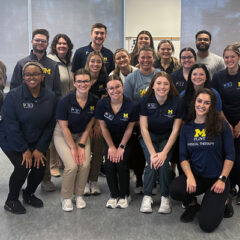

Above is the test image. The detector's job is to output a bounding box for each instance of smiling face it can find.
[196,33,211,52]
[152,76,170,98]
[23,65,44,89]
[223,50,240,71]
[32,34,48,54]
[180,51,196,70]
[56,37,69,58]
[158,42,173,60]
[137,34,151,49]
[138,50,154,72]
[74,74,91,94]
[88,55,103,73]
[91,27,106,47]
[106,79,123,101]
[191,67,206,88]
[115,50,130,69]
[195,93,211,117]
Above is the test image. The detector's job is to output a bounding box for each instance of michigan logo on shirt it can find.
[164,109,175,118]
[43,68,51,75]
[88,106,95,114]
[140,89,147,97]
[23,103,34,108]
[194,128,206,141]
[238,82,240,88]
[104,112,114,121]
[99,84,103,89]
[103,57,108,62]
[147,103,158,110]
[121,113,129,121]
[71,107,81,114]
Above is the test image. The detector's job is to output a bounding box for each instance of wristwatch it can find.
[78,143,85,149]
[218,175,227,183]
[119,144,125,149]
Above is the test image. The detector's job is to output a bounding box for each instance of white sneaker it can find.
[158,196,171,214]
[106,198,118,209]
[91,181,101,195]
[62,199,73,212]
[140,195,153,213]
[76,196,86,209]
[84,182,91,196]
[116,196,132,209]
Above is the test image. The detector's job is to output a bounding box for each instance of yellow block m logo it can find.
[43,68,51,75]
[123,113,128,118]
[168,109,173,114]
[194,129,206,137]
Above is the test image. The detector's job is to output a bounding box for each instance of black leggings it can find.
[170,174,230,233]
[4,151,45,201]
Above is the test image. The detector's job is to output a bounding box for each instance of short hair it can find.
[223,43,240,57]
[73,68,91,82]
[0,60,7,90]
[138,47,154,57]
[146,71,179,97]
[157,40,175,52]
[84,51,107,74]
[32,29,49,41]
[22,61,45,75]
[50,33,73,63]
[91,23,107,33]
[179,47,197,60]
[195,30,212,41]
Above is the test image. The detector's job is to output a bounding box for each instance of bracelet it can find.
[182,165,189,170]
[78,143,85,149]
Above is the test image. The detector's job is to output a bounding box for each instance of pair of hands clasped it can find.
[186,176,225,194]
[71,146,85,166]
[108,146,125,163]
[150,151,167,169]
[22,149,46,168]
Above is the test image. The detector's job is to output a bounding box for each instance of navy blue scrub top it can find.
[95,96,139,137]
[140,93,182,135]
[56,91,98,134]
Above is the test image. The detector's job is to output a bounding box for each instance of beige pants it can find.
[53,123,91,199]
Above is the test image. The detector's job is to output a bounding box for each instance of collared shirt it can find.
[212,67,240,125]
[10,50,61,98]
[95,96,139,137]
[71,42,114,74]
[0,83,57,153]
[89,72,108,98]
[140,93,182,135]
[180,121,234,178]
[56,91,98,134]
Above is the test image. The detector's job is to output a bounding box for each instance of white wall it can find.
[125,0,181,57]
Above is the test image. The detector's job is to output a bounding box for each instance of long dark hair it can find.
[189,88,222,140]
[146,71,179,97]
[50,34,73,64]
[183,64,211,105]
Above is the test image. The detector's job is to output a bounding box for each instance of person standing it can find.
[195,30,225,79]
[72,23,114,74]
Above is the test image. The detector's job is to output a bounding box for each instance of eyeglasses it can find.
[75,80,91,84]
[197,38,209,42]
[24,72,42,78]
[33,38,48,44]
[181,56,194,60]
[107,85,122,91]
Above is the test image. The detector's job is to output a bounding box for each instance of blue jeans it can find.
[140,132,174,197]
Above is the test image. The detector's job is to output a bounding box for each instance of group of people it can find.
[0,23,240,233]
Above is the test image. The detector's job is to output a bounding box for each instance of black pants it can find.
[104,136,131,198]
[170,174,230,233]
[4,151,45,201]
[129,128,146,184]
[230,137,240,188]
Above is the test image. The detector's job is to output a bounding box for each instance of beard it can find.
[32,45,46,54]
[196,43,210,52]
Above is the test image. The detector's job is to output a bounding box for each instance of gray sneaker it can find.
[41,180,56,192]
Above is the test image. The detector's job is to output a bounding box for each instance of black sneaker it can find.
[230,187,237,198]
[180,203,200,223]
[224,196,234,218]
[4,199,26,214]
[22,190,43,208]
